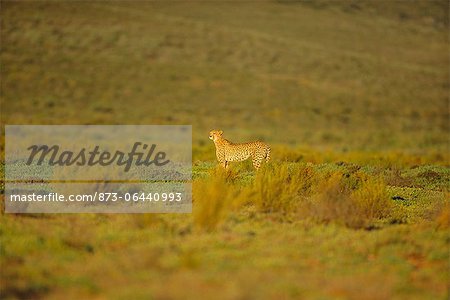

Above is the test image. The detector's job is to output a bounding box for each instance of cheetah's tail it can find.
[265,146,270,163]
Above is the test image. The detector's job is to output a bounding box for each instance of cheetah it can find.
[209,130,270,170]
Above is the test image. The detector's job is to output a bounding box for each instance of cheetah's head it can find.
[209,130,223,142]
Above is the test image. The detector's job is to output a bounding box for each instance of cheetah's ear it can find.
[219,130,223,135]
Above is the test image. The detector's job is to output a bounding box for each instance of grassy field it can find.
[1,1,449,299]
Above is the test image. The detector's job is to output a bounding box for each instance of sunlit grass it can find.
[1,1,449,299]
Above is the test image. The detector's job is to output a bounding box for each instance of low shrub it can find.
[249,163,316,214]
[435,200,450,229]
[305,172,391,229]
[193,162,396,229]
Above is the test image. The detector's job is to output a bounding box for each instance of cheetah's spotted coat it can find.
[209,130,270,170]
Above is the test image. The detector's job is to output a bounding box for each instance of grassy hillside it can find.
[1,1,448,151]
[1,1,449,299]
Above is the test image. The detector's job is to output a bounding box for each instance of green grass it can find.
[1,161,449,299]
[2,219,448,299]
[1,1,449,299]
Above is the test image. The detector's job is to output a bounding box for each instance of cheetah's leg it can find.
[265,147,271,163]
[221,161,228,169]
[252,156,262,170]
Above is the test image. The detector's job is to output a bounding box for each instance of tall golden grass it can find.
[193,168,243,231]
[193,162,393,230]
[250,163,315,214]
[304,172,391,228]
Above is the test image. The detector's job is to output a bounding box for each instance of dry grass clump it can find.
[384,167,415,188]
[435,200,450,229]
[304,172,392,228]
[424,194,450,229]
[193,163,318,228]
[250,163,316,214]
[193,169,242,231]
[351,177,392,219]
[194,163,393,229]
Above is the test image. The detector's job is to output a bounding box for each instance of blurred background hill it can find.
[2,1,448,151]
